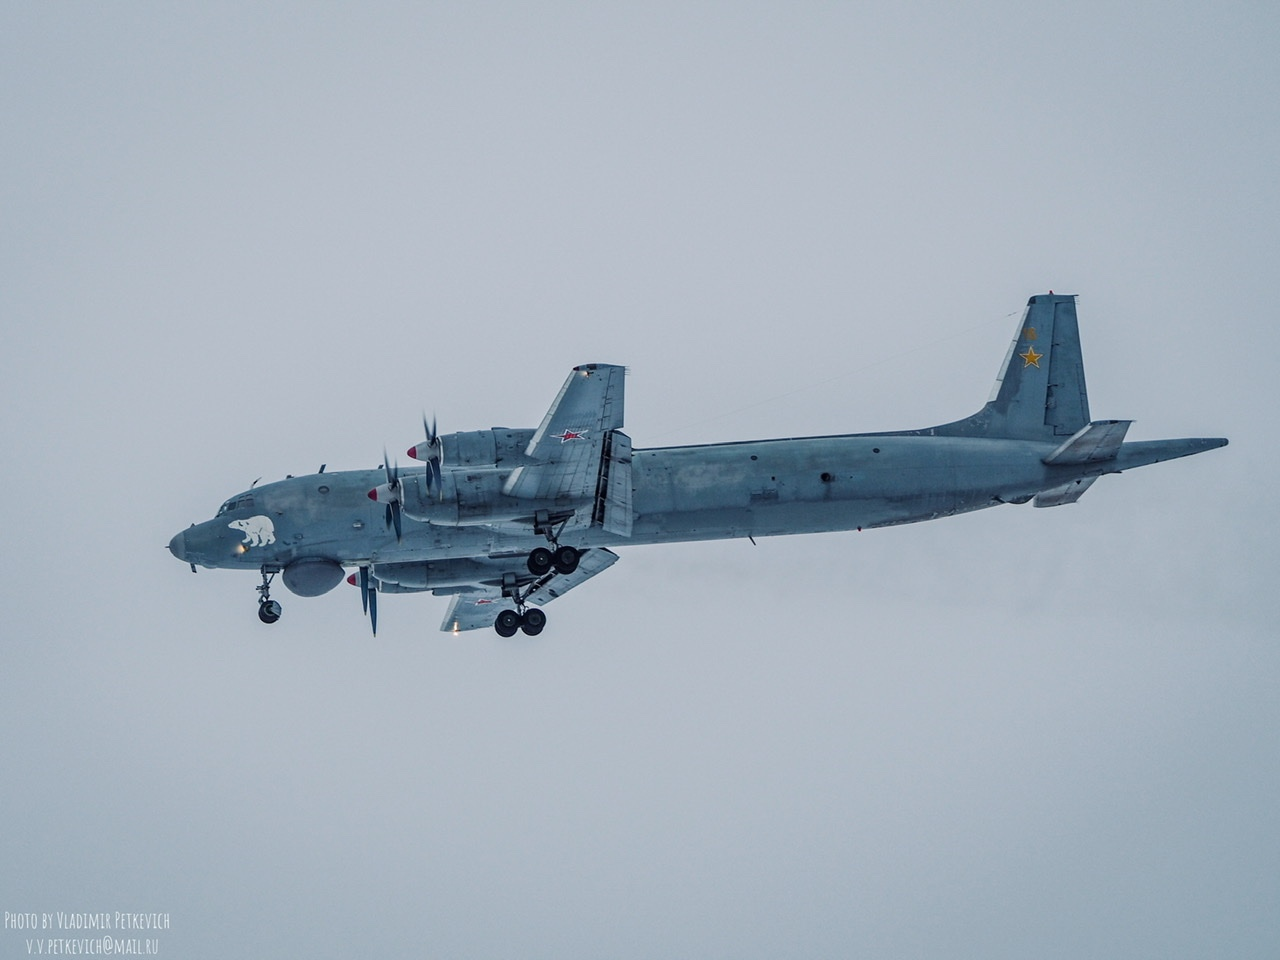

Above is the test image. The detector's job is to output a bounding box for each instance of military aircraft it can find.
[169,294,1226,636]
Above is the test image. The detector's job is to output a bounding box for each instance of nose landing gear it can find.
[256,566,282,624]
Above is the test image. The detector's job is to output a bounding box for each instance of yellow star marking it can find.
[1019,345,1043,368]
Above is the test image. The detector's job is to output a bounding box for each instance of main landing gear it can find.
[526,544,580,576]
[499,512,581,635]
[526,509,582,576]
[493,606,546,638]
[256,566,282,624]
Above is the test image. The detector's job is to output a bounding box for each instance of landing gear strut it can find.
[256,566,282,624]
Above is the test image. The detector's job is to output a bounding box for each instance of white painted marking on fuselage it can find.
[228,515,276,547]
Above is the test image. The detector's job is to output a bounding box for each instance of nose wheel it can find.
[255,566,282,624]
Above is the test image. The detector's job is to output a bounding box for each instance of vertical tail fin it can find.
[930,294,1090,440]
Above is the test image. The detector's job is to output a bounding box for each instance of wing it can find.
[439,547,621,632]
[502,363,625,502]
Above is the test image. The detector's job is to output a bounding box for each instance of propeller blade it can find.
[391,500,402,542]
[359,565,370,615]
[368,586,378,637]
[411,414,444,498]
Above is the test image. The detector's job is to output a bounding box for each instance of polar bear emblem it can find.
[228,515,276,547]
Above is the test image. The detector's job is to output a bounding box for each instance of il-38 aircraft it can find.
[169,294,1226,636]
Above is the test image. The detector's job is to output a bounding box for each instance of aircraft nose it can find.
[168,530,188,562]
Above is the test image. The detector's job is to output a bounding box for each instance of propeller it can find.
[367,449,403,541]
[347,566,378,636]
[408,413,443,500]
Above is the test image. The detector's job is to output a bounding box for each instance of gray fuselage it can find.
[173,431,1104,573]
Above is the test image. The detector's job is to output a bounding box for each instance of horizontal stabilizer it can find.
[1044,420,1132,464]
[1034,477,1097,508]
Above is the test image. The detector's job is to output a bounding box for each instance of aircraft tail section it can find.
[931,294,1090,440]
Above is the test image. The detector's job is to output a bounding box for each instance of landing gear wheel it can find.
[553,545,580,575]
[527,547,553,576]
[255,566,281,624]
[520,608,547,636]
[494,609,521,638]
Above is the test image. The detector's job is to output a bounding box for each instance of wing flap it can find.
[596,430,633,537]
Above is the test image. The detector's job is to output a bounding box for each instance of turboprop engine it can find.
[374,428,544,527]
[408,428,536,470]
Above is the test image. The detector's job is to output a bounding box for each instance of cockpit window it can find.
[217,496,255,515]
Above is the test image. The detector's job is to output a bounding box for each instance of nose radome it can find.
[168,530,188,562]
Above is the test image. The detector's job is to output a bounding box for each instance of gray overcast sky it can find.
[2,2,1276,957]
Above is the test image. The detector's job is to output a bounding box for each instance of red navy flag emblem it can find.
[552,429,588,442]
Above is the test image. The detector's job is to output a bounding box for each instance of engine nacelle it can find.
[409,429,535,469]
[399,470,540,525]
[371,557,523,590]
[398,426,558,526]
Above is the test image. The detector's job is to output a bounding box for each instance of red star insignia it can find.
[553,429,587,442]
